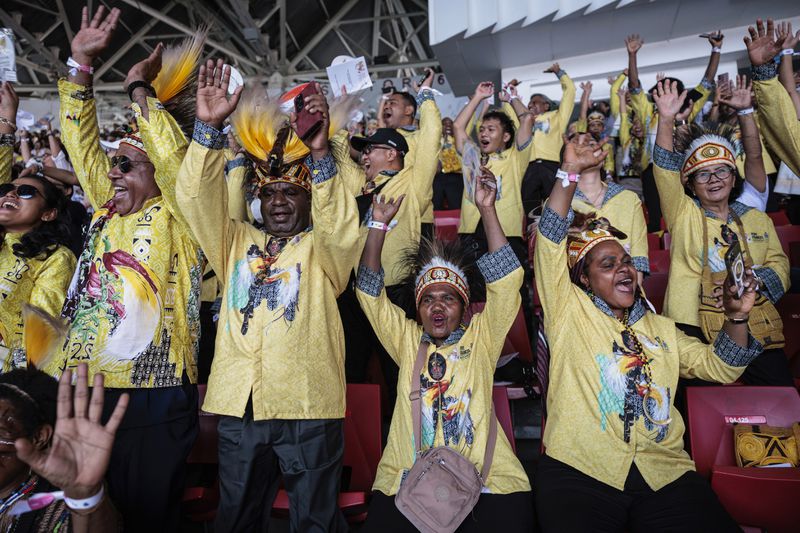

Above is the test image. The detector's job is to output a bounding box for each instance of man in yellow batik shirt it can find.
[49,7,202,530]
[177,63,359,532]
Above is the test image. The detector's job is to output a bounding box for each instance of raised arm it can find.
[719,75,767,194]
[617,87,631,147]
[500,84,533,148]
[578,81,592,130]
[776,21,800,119]
[549,63,576,130]
[453,82,493,153]
[701,31,724,85]
[0,82,18,183]
[19,164,80,186]
[609,71,627,119]
[625,34,644,91]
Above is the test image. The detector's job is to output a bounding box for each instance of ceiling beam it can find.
[257,4,280,28]
[0,8,65,76]
[287,0,360,71]
[371,0,381,58]
[391,0,428,60]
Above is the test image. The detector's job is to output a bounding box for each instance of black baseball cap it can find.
[350,128,409,154]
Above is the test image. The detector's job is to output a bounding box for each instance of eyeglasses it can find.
[362,144,395,155]
[111,155,154,174]
[0,183,41,200]
[693,167,733,184]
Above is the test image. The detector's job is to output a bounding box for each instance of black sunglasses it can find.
[111,155,153,174]
[0,183,41,200]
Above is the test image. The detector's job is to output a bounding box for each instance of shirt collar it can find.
[421,323,467,346]
[590,293,647,326]
[694,199,751,222]
[574,181,625,207]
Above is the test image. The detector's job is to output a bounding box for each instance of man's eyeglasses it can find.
[362,144,395,155]
[693,167,733,184]
[0,183,41,200]
[111,155,154,174]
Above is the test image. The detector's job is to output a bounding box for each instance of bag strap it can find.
[410,341,499,481]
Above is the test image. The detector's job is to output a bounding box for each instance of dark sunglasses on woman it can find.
[0,183,41,200]
[111,155,154,174]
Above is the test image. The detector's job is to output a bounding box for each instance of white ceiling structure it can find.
[430,0,800,100]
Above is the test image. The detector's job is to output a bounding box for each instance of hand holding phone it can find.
[294,83,324,140]
[724,240,747,299]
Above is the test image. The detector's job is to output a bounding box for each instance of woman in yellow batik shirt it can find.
[355,166,533,533]
[433,116,464,210]
[651,80,792,386]
[534,133,758,533]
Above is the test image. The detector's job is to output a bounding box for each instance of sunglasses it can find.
[111,155,153,174]
[362,144,395,155]
[0,183,41,200]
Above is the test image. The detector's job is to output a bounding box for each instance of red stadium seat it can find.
[434,209,460,243]
[775,225,800,259]
[662,232,672,250]
[648,249,671,273]
[182,384,221,523]
[776,295,800,361]
[273,384,382,523]
[686,386,800,533]
[647,233,662,251]
[767,210,790,227]
[641,272,668,313]
[492,385,516,453]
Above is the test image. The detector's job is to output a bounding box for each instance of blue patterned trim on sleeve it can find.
[713,329,763,367]
[751,62,778,81]
[653,144,683,172]
[224,157,249,174]
[632,256,650,274]
[416,88,435,106]
[753,266,785,303]
[700,77,714,90]
[556,70,566,78]
[193,119,225,150]
[517,137,532,151]
[477,243,521,283]
[356,264,385,297]
[538,206,573,244]
[629,86,642,95]
[305,153,337,185]
[0,134,13,147]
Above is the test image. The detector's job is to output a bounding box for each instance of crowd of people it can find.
[0,4,798,532]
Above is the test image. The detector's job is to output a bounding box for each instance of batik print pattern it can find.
[419,345,475,450]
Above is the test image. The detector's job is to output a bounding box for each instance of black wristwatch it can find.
[126,80,156,102]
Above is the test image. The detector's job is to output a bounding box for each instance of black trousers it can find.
[215,404,348,533]
[641,164,663,233]
[197,300,218,384]
[534,454,739,533]
[101,380,199,532]
[521,159,560,223]
[361,490,535,533]
[676,323,794,386]
[433,171,465,210]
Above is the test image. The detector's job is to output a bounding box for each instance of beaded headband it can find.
[682,134,736,177]
[567,226,618,270]
[414,258,470,307]
[253,161,312,193]
[119,132,147,154]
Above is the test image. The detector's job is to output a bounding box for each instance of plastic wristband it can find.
[712,47,722,53]
[737,107,754,116]
[781,49,795,56]
[556,168,579,188]
[367,221,391,232]
[66,57,94,77]
[64,485,104,512]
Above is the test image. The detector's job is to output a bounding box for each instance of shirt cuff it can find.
[700,77,714,91]
[556,70,567,78]
[192,119,226,150]
[753,266,785,303]
[632,256,650,274]
[538,206,573,244]
[713,329,763,367]
[416,88,435,106]
[630,87,642,95]
[653,144,683,172]
[356,264,384,297]
[0,134,13,147]
[517,137,532,151]
[751,62,778,82]
[305,153,337,185]
[225,156,250,174]
[477,243,521,283]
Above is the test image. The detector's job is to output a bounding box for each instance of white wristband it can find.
[737,107,754,116]
[367,220,391,232]
[781,49,795,56]
[66,57,94,77]
[712,46,722,53]
[64,485,104,511]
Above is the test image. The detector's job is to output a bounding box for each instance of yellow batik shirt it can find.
[0,137,12,181]
[356,244,531,495]
[571,181,649,273]
[753,64,800,176]
[653,144,789,327]
[440,134,462,174]
[458,139,532,238]
[50,80,202,388]
[529,72,576,163]
[332,94,441,287]
[0,233,75,370]
[399,91,443,224]
[535,205,763,490]
[176,121,360,420]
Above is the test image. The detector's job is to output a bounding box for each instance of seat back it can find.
[685,386,800,478]
[777,294,800,361]
[434,209,461,243]
[344,384,382,491]
[775,225,800,258]
[186,384,219,465]
[767,210,790,227]
[492,385,515,453]
[648,249,671,273]
[647,232,662,252]
[641,272,668,313]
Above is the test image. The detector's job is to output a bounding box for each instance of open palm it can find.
[653,80,687,118]
[718,75,752,110]
[744,19,781,67]
[371,194,404,224]
[196,59,243,129]
[16,365,128,499]
[71,6,120,63]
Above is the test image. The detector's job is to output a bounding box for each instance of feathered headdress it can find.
[567,212,627,283]
[674,123,742,178]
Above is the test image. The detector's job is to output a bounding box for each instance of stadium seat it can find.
[273,384,382,523]
[433,209,460,243]
[767,210,790,227]
[647,232,662,251]
[648,249,670,273]
[776,294,800,361]
[775,225,800,259]
[182,384,221,523]
[641,272,668,313]
[686,386,800,533]
[492,385,516,453]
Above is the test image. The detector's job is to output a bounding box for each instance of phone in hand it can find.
[724,240,747,299]
[293,83,324,140]
[717,72,729,86]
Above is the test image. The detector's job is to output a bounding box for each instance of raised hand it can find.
[718,75,752,110]
[15,364,128,500]
[124,43,163,88]
[776,21,800,50]
[706,30,724,48]
[652,80,687,119]
[744,18,781,67]
[291,82,329,157]
[196,59,244,130]
[370,194,405,224]
[70,5,120,65]
[719,268,757,317]
[420,68,435,89]
[474,82,494,100]
[656,72,666,82]
[474,166,498,208]
[0,82,19,124]
[625,34,643,54]
[544,62,561,74]
[561,134,609,174]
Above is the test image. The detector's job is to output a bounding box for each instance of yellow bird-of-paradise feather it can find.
[22,305,67,370]
[152,28,208,105]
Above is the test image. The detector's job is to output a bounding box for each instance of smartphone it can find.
[293,83,324,140]
[717,72,729,85]
[724,240,747,298]
[382,86,394,94]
